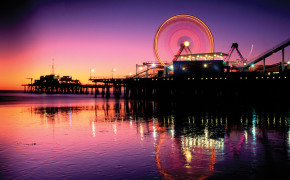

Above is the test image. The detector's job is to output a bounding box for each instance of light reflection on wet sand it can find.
[0,94,289,179]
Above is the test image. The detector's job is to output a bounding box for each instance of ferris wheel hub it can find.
[184,41,190,47]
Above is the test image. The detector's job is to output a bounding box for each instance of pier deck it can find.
[23,72,290,100]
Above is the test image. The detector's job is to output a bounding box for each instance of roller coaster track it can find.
[244,38,290,69]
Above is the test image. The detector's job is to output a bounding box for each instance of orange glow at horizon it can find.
[0,30,154,90]
[1,3,288,90]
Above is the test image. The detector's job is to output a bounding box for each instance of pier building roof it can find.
[176,52,228,61]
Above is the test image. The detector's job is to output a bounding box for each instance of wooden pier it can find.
[23,84,97,95]
[22,81,124,98]
[23,72,290,100]
[93,72,290,100]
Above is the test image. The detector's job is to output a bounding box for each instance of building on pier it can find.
[59,76,80,84]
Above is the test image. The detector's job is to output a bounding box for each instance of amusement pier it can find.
[22,15,290,100]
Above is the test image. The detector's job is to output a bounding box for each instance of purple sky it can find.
[0,0,289,89]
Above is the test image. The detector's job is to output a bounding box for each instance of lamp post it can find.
[152,63,156,77]
[90,68,95,79]
[112,68,116,79]
[136,64,144,78]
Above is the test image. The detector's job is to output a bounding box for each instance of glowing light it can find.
[91,69,95,73]
[92,121,96,137]
[251,64,255,68]
[184,41,190,47]
[140,125,144,140]
[152,63,156,68]
[185,150,192,163]
[171,129,175,139]
[204,64,208,68]
[113,124,117,135]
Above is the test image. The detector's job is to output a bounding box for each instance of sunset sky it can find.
[0,0,289,90]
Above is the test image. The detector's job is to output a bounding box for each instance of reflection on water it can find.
[0,94,289,179]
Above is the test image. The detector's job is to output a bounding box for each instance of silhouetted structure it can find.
[22,38,290,100]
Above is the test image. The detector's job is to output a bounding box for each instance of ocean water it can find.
[0,92,289,179]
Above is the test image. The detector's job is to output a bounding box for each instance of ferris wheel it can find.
[154,14,215,66]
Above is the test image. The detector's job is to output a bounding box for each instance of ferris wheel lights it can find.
[184,41,190,47]
[154,15,214,66]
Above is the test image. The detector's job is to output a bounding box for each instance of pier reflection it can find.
[28,100,290,179]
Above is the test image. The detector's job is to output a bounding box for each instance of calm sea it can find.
[0,91,289,179]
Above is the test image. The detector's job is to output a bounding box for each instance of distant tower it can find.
[51,58,55,75]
